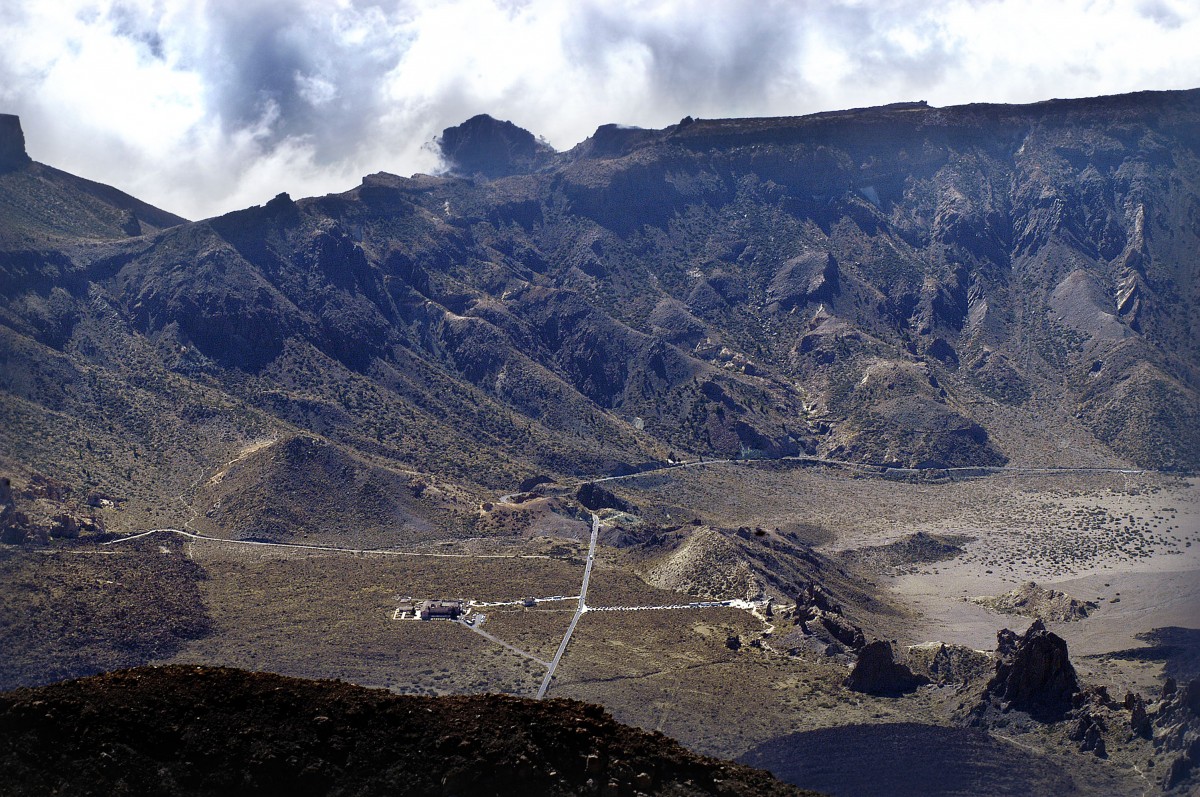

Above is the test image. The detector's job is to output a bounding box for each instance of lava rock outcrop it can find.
[984,620,1079,720]
[0,115,30,172]
[1149,678,1200,792]
[844,640,929,695]
[576,481,637,514]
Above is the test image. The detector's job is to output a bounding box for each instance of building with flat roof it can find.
[419,599,463,621]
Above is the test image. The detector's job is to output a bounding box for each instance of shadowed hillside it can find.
[0,665,815,797]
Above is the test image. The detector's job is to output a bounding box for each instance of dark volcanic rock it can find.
[439,114,554,178]
[985,620,1079,720]
[0,538,212,689]
[0,666,810,797]
[844,640,929,695]
[0,115,30,172]
[1149,678,1200,792]
[576,481,636,513]
[843,531,970,571]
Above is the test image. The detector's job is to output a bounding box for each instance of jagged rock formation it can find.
[793,582,867,654]
[970,581,1098,622]
[0,474,108,547]
[1145,678,1200,792]
[984,620,1079,720]
[1066,687,1114,758]
[0,666,812,797]
[844,640,929,695]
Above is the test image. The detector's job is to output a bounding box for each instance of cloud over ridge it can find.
[2,0,1197,219]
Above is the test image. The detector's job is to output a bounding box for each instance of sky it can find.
[1,0,1197,220]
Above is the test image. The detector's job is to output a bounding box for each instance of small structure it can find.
[521,597,537,607]
[395,600,416,619]
[419,599,464,621]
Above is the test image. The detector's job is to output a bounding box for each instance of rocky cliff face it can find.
[0,115,30,172]
[0,90,1197,521]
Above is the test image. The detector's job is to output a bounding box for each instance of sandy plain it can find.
[847,475,1199,691]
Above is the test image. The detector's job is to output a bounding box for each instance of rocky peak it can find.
[576,123,659,158]
[0,114,31,172]
[985,619,1079,719]
[439,114,554,178]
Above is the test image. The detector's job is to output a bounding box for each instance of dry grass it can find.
[166,541,585,696]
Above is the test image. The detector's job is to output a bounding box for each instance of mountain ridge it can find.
[0,114,187,253]
[1,87,1197,550]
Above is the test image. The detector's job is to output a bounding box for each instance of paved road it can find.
[102,527,551,559]
[585,600,746,612]
[469,595,579,607]
[537,512,599,699]
[586,456,1145,486]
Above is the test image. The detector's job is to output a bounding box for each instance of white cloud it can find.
[1,0,1197,220]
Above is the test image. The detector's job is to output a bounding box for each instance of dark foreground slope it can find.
[0,665,812,797]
